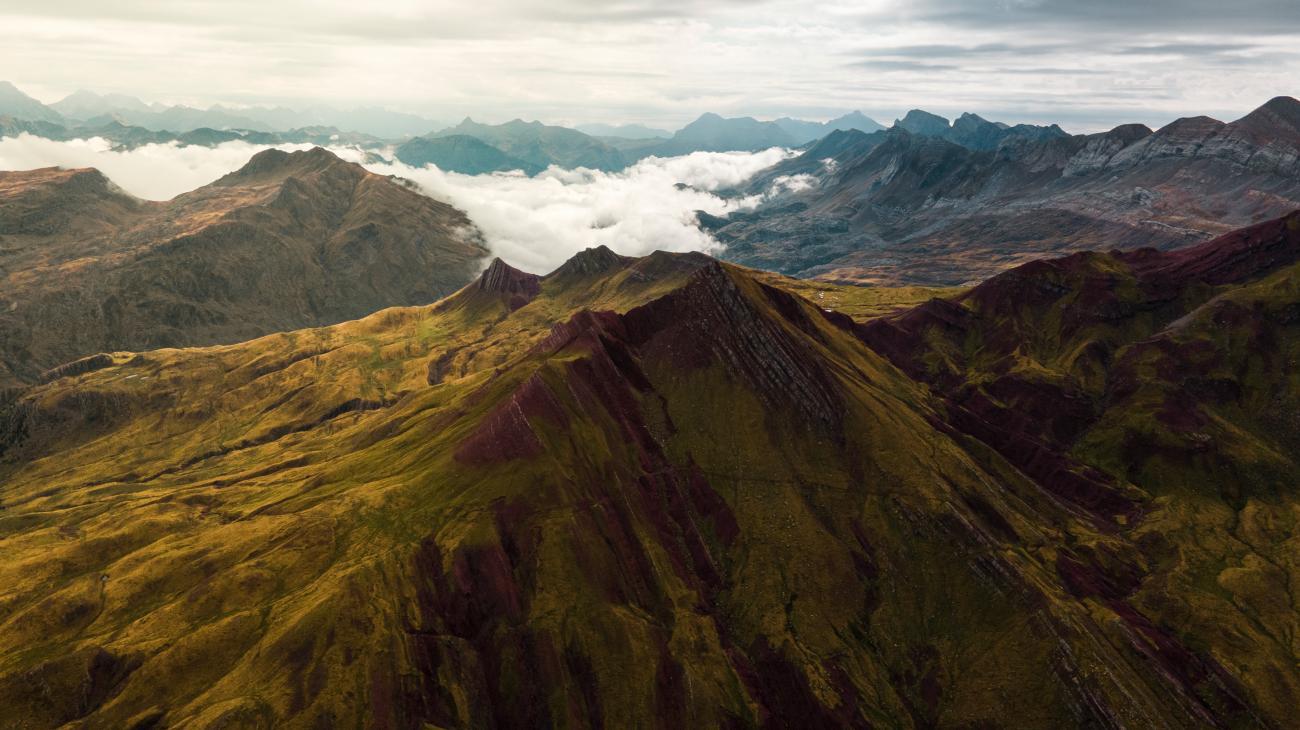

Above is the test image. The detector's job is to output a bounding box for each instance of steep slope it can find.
[2,227,1298,727]
[393,134,544,175]
[857,210,1300,724]
[0,147,488,385]
[712,98,1300,286]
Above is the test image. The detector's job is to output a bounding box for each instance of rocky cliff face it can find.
[0,147,489,385]
[713,97,1300,286]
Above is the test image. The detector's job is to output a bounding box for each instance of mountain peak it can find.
[1232,95,1300,137]
[547,244,635,279]
[1106,123,1154,141]
[476,257,543,309]
[1260,95,1300,115]
[895,109,951,137]
[216,146,354,186]
[0,81,62,123]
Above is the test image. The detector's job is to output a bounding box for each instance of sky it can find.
[1,0,1298,132]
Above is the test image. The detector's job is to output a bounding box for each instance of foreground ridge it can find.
[1,217,1299,726]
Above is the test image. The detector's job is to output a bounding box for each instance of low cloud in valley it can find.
[0,135,792,273]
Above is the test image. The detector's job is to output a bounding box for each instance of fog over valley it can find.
[0,133,797,272]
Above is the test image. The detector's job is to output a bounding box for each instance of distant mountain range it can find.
[402,117,629,172]
[0,147,487,386]
[774,110,886,144]
[0,114,390,150]
[0,81,895,160]
[0,82,65,124]
[394,111,889,174]
[574,122,672,139]
[708,96,1300,285]
[0,83,446,138]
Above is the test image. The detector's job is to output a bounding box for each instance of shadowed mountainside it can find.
[0,147,489,387]
[2,212,1299,726]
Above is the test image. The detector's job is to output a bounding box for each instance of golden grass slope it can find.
[0,245,1291,728]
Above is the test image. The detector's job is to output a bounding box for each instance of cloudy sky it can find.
[2,0,1298,131]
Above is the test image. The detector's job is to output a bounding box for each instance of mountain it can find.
[2,212,1300,726]
[0,147,488,385]
[394,134,544,175]
[36,87,445,138]
[894,108,951,137]
[231,105,445,139]
[826,110,886,134]
[575,122,672,139]
[891,109,1067,150]
[0,81,62,124]
[773,111,887,145]
[0,113,390,151]
[0,115,69,140]
[642,112,796,156]
[49,89,151,119]
[430,118,627,172]
[710,97,1300,285]
[771,117,831,144]
[114,104,275,132]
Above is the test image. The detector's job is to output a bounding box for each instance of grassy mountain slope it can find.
[3,224,1297,726]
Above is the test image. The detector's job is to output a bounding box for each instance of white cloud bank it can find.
[352,150,791,273]
[0,135,793,273]
[0,134,317,200]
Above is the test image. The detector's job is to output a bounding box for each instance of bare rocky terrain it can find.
[709,96,1300,286]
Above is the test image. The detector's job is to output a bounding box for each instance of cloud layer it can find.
[0,134,315,199]
[355,149,789,273]
[0,135,791,273]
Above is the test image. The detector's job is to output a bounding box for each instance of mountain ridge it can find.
[710,96,1300,286]
[0,147,488,385]
[2,215,1299,725]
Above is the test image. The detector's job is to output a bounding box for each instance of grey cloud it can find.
[857,42,1070,58]
[989,67,1109,76]
[904,0,1300,34]
[854,59,961,72]
[1116,43,1257,56]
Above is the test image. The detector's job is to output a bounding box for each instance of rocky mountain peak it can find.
[895,109,951,137]
[1233,95,1300,138]
[213,147,358,187]
[476,258,543,309]
[547,245,635,279]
